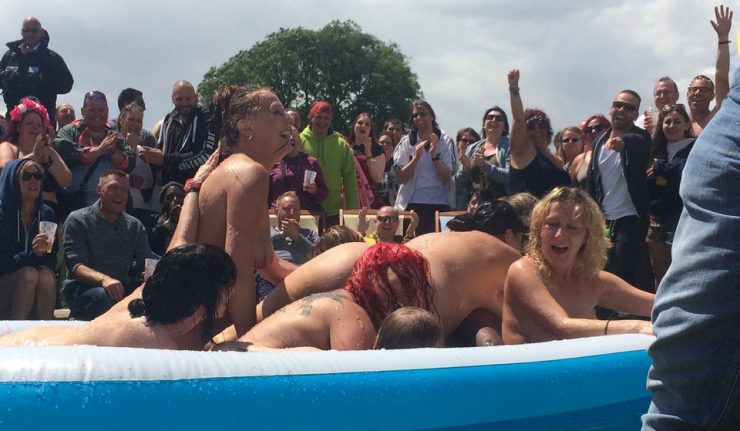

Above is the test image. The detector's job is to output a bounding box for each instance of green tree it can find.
[198,20,421,134]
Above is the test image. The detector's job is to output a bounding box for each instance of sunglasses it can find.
[688,86,712,95]
[376,215,399,223]
[561,137,581,144]
[486,114,505,122]
[662,103,687,113]
[387,127,402,132]
[584,124,606,134]
[459,138,476,144]
[22,28,40,34]
[411,111,430,118]
[612,101,638,112]
[21,171,44,181]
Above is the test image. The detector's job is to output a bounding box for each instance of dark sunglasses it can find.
[411,111,429,118]
[21,171,45,181]
[486,114,505,122]
[376,215,399,223]
[561,137,581,143]
[584,124,606,134]
[22,28,40,34]
[612,101,638,112]
[662,103,687,113]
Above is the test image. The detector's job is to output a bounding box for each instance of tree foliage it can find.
[198,20,421,134]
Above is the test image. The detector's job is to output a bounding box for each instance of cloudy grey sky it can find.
[3,0,736,134]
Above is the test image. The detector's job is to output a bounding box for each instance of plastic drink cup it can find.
[145,258,159,279]
[38,221,57,253]
[646,107,660,129]
[303,170,317,186]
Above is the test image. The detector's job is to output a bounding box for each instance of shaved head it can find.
[172,80,195,94]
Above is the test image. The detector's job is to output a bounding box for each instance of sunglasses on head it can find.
[21,171,44,181]
[376,215,399,223]
[612,101,638,112]
[662,103,687,113]
[585,124,606,134]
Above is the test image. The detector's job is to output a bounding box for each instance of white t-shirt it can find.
[598,145,637,220]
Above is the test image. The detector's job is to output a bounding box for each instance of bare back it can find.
[245,290,374,351]
[405,232,520,334]
[257,242,371,320]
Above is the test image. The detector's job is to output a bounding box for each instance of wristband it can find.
[184,178,202,193]
[719,40,731,44]
[604,318,612,335]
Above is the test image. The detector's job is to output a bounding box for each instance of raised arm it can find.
[711,4,733,109]
[507,70,537,169]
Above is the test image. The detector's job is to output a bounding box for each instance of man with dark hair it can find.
[62,170,150,320]
[55,90,137,211]
[383,118,404,146]
[54,103,75,130]
[0,17,73,127]
[139,80,218,184]
[117,88,145,111]
[586,90,651,296]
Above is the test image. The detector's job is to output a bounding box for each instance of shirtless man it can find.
[256,230,521,344]
[688,5,732,136]
[0,244,235,349]
[502,187,654,344]
[168,85,295,337]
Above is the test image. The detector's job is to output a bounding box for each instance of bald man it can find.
[0,17,73,127]
[257,231,520,345]
[140,80,217,184]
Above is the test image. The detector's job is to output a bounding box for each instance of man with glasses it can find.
[638,77,679,135]
[687,5,732,136]
[586,90,651,299]
[0,17,73,128]
[357,206,418,244]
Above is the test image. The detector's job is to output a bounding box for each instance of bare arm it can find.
[502,259,652,344]
[507,69,537,169]
[0,142,17,169]
[366,154,386,183]
[712,4,733,109]
[595,271,655,317]
[167,150,220,251]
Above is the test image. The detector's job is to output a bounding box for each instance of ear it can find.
[236,118,254,140]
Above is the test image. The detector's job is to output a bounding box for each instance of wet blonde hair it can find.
[526,187,610,279]
[211,85,273,149]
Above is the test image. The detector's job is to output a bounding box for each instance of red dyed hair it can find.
[343,243,436,329]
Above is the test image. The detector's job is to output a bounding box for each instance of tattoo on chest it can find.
[299,292,346,317]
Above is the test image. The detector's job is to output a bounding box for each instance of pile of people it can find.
[0,8,738,427]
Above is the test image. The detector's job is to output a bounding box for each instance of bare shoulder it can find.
[213,154,267,190]
[409,231,519,261]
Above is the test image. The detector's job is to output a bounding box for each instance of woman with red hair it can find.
[224,242,436,351]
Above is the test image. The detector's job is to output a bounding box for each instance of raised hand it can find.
[711,4,733,38]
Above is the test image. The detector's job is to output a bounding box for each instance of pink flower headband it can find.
[9,99,51,130]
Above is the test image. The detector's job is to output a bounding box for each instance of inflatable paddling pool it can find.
[0,321,654,431]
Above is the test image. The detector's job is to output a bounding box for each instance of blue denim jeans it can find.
[642,68,740,430]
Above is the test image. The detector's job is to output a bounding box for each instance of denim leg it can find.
[67,284,114,321]
[642,68,740,430]
[605,215,649,287]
